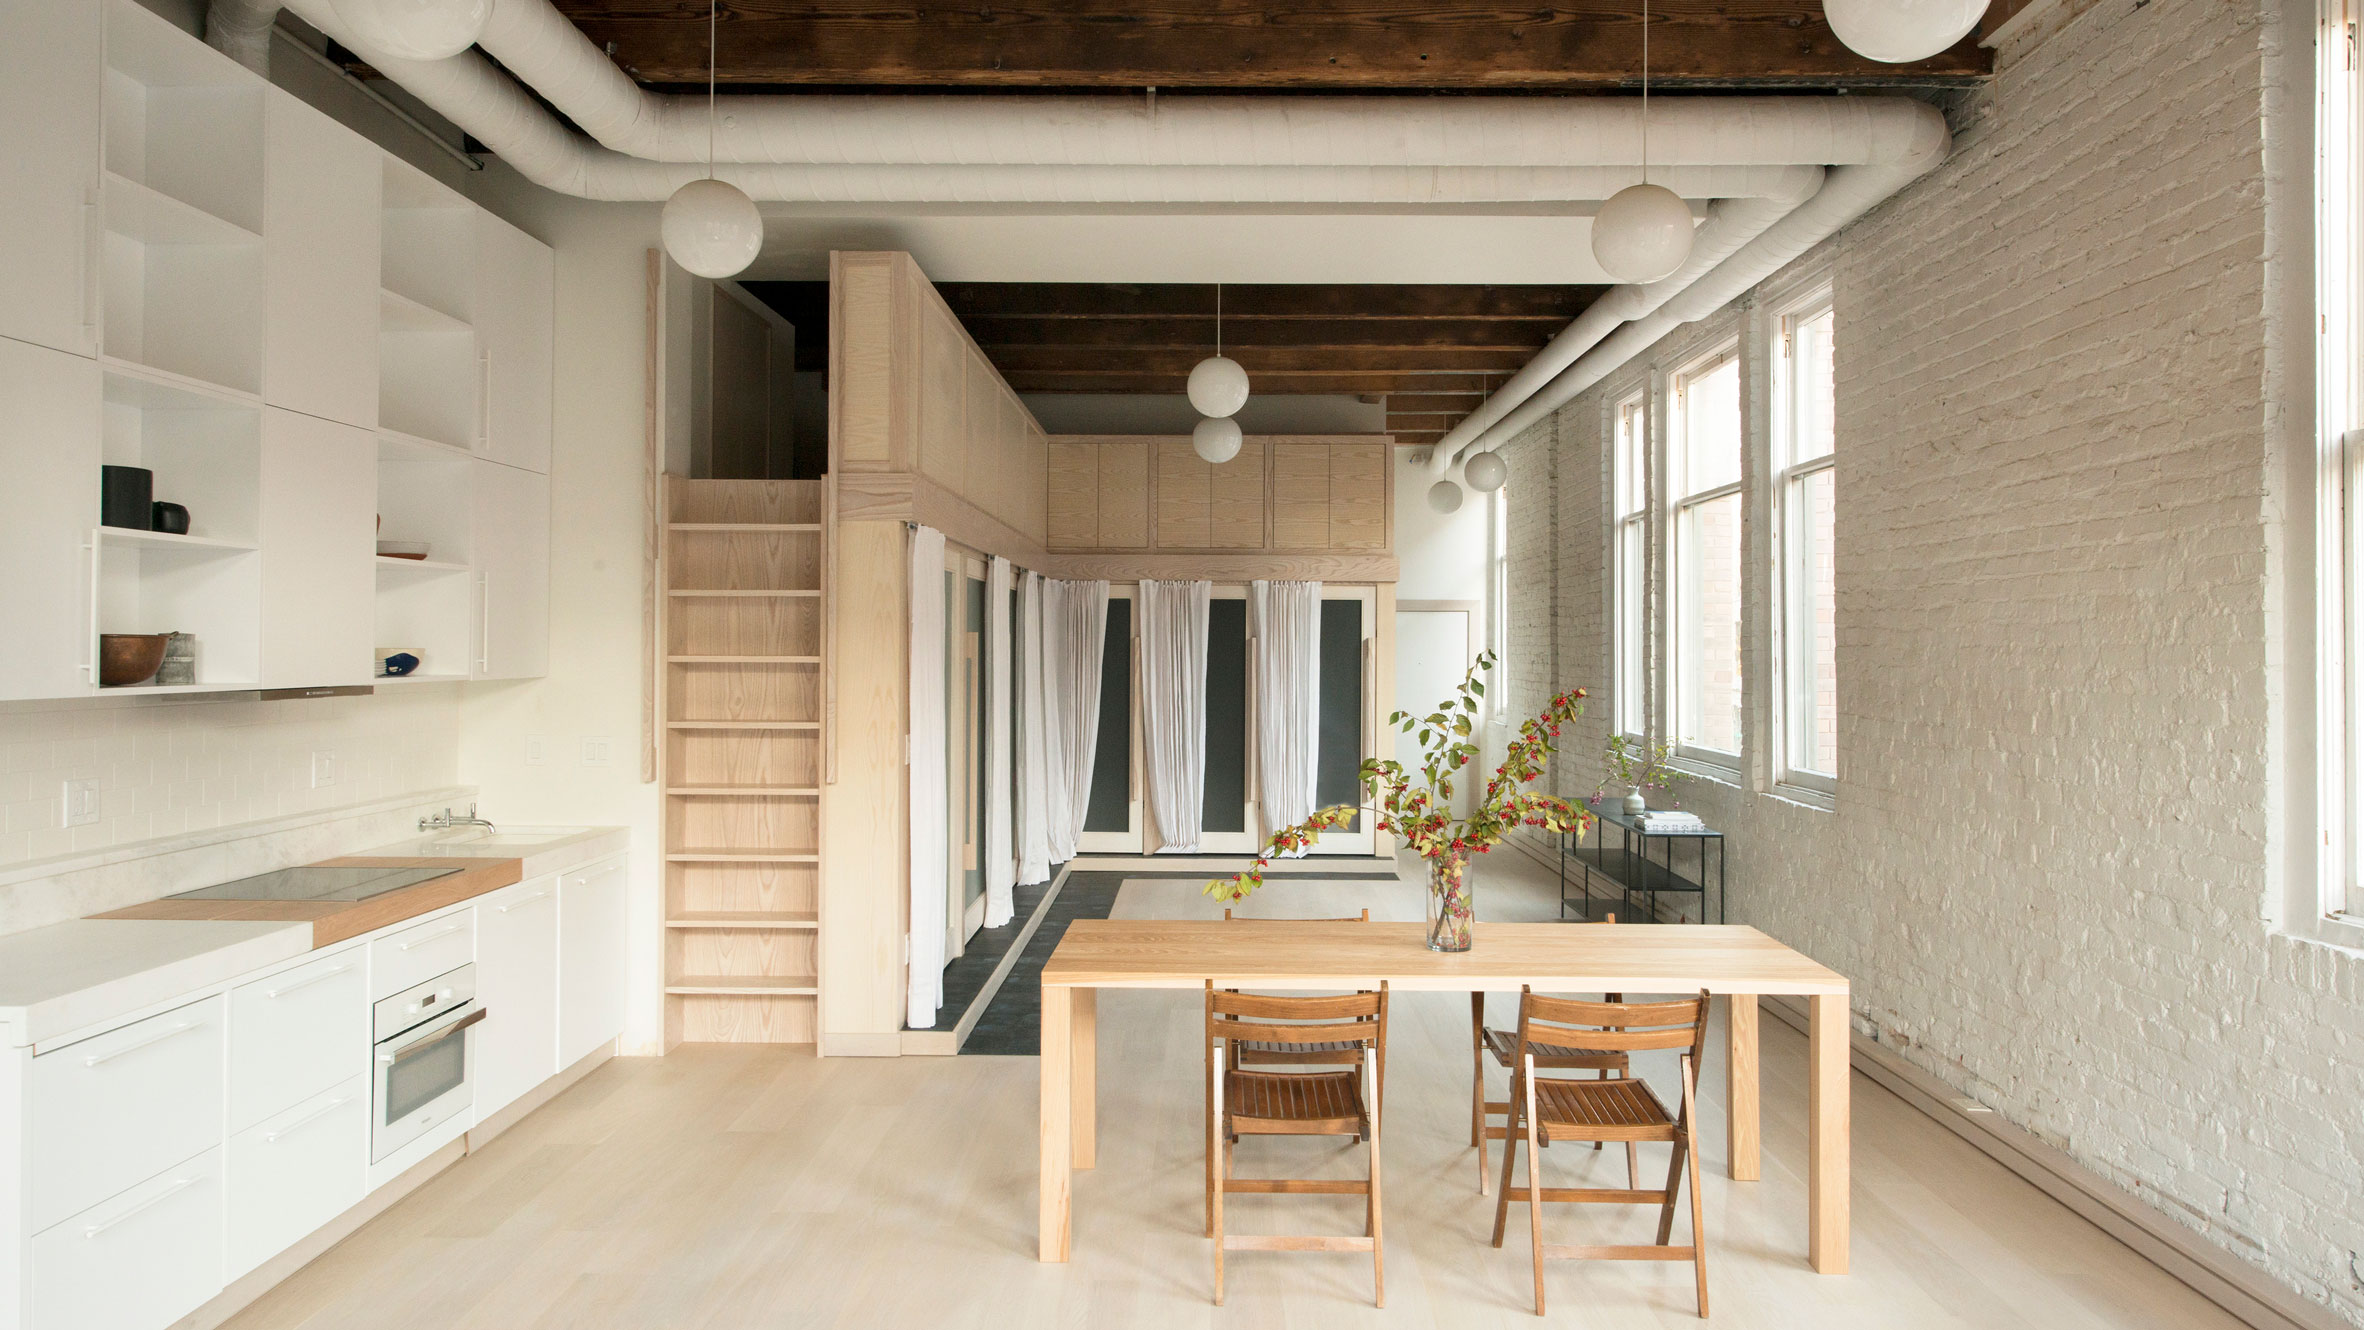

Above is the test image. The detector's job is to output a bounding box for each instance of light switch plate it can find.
[525,735,548,767]
[61,779,98,828]
[581,737,613,768]
[310,750,339,788]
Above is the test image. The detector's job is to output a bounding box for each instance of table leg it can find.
[1039,985,1073,1262]
[1726,993,1759,1181]
[1808,992,1850,1274]
[1072,987,1097,1169]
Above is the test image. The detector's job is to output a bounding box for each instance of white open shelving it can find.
[378,160,478,451]
[374,430,476,683]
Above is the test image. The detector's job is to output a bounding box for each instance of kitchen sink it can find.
[425,827,581,848]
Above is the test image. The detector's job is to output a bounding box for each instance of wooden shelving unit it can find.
[660,477,827,1047]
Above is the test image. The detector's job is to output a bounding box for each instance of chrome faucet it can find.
[419,804,497,832]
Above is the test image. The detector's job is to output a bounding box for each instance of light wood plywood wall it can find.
[1046,435,1394,563]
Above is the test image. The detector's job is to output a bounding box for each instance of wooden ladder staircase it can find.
[659,477,825,1046]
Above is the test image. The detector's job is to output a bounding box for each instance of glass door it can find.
[1078,584,1142,853]
[1197,585,1260,853]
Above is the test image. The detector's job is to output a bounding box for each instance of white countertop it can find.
[0,918,313,1049]
[0,826,628,1051]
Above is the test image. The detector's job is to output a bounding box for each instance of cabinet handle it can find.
[395,922,465,951]
[263,962,354,999]
[477,572,492,674]
[79,535,99,682]
[82,1176,197,1239]
[264,1096,354,1144]
[81,1019,203,1068]
[496,889,550,913]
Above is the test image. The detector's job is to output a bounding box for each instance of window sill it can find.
[2284,912,2364,960]
[1767,781,1835,812]
[1670,755,1742,789]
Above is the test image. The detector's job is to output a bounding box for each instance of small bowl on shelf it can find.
[99,634,170,687]
[375,647,425,678]
[377,540,432,561]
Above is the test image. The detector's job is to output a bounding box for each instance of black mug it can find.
[100,466,152,530]
[151,502,190,535]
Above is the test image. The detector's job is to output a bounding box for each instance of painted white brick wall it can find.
[1494,0,2364,1320]
[0,690,462,870]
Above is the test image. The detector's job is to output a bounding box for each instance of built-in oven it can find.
[371,964,484,1162]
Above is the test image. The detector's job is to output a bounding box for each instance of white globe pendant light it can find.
[1192,415,1243,464]
[1464,450,1509,493]
[1824,0,1988,62]
[662,1,763,280]
[1427,479,1465,514]
[664,179,763,279]
[329,0,489,60]
[1591,0,1695,285]
[1186,284,1251,419]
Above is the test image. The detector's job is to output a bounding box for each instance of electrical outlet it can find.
[525,735,548,767]
[580,737,613,768]
[310,750,339,788]
[60,779,98,828]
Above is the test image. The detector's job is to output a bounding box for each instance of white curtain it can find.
[1251,580,1323,843]
[906,525,949,1029]
[1139,580,1211,852]
[1041,578,1109,863]
[1016,572,1053,885]
[983,557,1016,926]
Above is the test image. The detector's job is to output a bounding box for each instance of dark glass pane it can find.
[1085,598,1132,832]
[1316,599,1363,830]
[1201,598,1247,833]
[965,575,987,906]
[385,1031,464,1122]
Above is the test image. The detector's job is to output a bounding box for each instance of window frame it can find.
[1612,392,1650,741]
[1667,344,1746,773]
[1772,293,1838,798]
[2323,0,2364,924]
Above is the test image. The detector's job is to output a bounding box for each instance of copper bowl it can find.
[99,633,169,687]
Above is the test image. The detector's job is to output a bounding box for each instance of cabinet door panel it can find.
[260,409,375,687]
[264,91,379,428]
[476,875,560,1118]
[229,947,368,1133]
[474,213,553,473]
[29,996,225,1233]
[32,1147,224,1330]
[0,341,101,700]
[559,857,629,1065]
[225,1078,366,1280]
[0,0,101,357]
[471,459,550,679]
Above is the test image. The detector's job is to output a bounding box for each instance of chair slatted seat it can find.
[1470,913,1631,1194]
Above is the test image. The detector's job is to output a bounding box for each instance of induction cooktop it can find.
[168,865,460,903]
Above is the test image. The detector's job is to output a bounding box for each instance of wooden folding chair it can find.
[1205,983,1389,1307]
[1470,914,1632,1194]
[1489,988,1713,1318]
[1223,908,1381,1093]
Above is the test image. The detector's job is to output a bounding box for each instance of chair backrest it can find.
[1206,984,1388,1054]
[1514,989,1709,1068]
[1222,908,1372,922]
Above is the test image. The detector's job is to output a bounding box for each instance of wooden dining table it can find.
[1037,919,1854,1273]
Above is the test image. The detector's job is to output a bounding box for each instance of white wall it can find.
[1494,0,2364,1320]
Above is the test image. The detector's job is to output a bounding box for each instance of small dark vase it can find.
[151,502,190,535]
[101,466,153,530]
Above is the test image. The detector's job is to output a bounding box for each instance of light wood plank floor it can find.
[221,850,2243,1329]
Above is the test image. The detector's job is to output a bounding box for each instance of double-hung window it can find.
[1774,299,1838,793]
[1670,350,1744,765]
[1612,394,1649,738]
[2323,0,2364,921]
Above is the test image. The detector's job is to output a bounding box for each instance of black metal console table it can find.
[1560,803,1726,925]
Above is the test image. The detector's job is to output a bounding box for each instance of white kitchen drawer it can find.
[371,907,476,998]
[28,995,224,1232]
[230,946,367,1133]
[31,1146,224,1330]
[226,1075,367,1280]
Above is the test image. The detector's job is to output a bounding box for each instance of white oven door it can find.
[371,1001,483,1161]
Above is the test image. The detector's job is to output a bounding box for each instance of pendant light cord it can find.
[1215,282,1223,358]
[707,0,718,179]
[1641,0,1651,187]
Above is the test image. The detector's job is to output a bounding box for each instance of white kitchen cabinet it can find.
[28,996,224,1234]
[471,459,551,680]
[370,909,476,999]
[559,857,629,1066]
[263,91,379,430]
[474,213,554,474]
[0,0,100,358]
[225,1077,365,1280]
[228,948,367,1134]
[259,409,376,688]
[30,1147,223,1330]
[0,341,102,701]
[475,876,560,1120]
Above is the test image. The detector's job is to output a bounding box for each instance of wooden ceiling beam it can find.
[555,0,2000,89]
[1004,371,1504,394]
[936,283,1605,322]
[1385,392,1490,412]
[964,316,1566,349]
[987,345,1536,373]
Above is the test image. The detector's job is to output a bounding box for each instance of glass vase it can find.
[1425,853,1475,952]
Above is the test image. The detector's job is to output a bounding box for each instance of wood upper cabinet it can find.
[1045,435,1389,557]
[259,409,375,688]
[0,0,101,359]
[263,90,380,430]
[1271,441,1389,550]
[474,211,555,474]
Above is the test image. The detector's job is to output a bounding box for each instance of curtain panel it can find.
[1041,578,1109,863]
[1251,579,1323,848]
[983,557,1017,926]
[1139,580,1212,852]
[906,525,949,1029]
[1016,572,1053,885]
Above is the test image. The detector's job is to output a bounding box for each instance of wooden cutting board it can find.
[92,856,524,949]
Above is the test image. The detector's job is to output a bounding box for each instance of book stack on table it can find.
[1634,810,1708,833]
